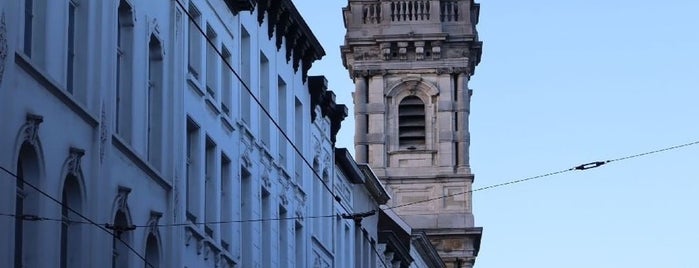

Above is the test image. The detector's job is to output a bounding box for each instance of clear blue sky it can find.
[294,1,699,267]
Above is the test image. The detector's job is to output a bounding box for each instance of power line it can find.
[384,139,699,210]
[0,166,156,268]
[173,0,343,210]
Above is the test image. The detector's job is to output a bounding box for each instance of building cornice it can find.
[253,0,326,82]
[308,76,348,144]
[411,231,447,268]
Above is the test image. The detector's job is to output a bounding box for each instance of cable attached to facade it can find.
[0,166,156,268]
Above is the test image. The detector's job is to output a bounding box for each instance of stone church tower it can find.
[341,1,483,267]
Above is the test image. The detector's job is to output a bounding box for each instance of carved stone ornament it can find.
[23,114,44,146]
[66,147,85,177]
[279,192,289,207]
[261,171,272,190]
[0,12,7,86]
[115,186,132,214]
[185,229,194,246]
[295,205,304,220]
[99,101,108,163]
[146,211,163,236]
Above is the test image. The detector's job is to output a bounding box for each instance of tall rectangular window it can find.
[295,223,304,268]
[240,28,251,125]
[23,0,34,56]
[221,47,233,116]
[259,53,270,147]
[261,189,272,268]
[240,168,253,267]
[204,137,217,236]
[220,154,232,251]
[186,117,200,222]
[277,77,287,166]
[187,4,202,80]
[66,2,76,93]
[66,0,87,101]
[147,35,164,170]
[279,206,289,267]
[23,0,46,64]
[116,1,134,143]
[205,25,218,99]
[294,98,304,184]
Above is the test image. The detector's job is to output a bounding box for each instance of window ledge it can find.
[187,74,205,97]
[204,96,222,116]
[112,135,172,190]
[220,115,235,134]
[15,52,98,128]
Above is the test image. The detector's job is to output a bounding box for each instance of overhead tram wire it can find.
[174,0,346,212]
[4,139,696,229]
[5,139,698,227]
[173,6,385,262]
[384,139,699,210]
[0,166,156,268]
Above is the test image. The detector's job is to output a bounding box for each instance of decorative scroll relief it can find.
[0,12,7,86]
[66,147,85,178]
[23,114,44,147]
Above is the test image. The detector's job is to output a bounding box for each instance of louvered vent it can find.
[398,96,426,148]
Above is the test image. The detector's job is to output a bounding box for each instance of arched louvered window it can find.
[398,96,426,148]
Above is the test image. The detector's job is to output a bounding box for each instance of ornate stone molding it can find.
[115,186,132,213]
[0,12,7,86]
[66,147,85,178]
[23,114,44,147]
[146,211,163,236]
[99,101,108,163]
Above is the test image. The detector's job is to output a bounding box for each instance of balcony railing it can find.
[360,0,464,24]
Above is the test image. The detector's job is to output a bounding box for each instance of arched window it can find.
[60,174,83,268]
[147,34,163,169]
[144,233,160,268]
[398,96,426,149]
[15,142,40,268]
[112,210,131,268]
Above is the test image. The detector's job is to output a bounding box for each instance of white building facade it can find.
[0,0,394,267]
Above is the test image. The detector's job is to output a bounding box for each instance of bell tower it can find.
[341,1,483,266]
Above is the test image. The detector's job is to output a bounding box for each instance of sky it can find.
[293,1,699,267]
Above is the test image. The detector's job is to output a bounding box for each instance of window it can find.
[295,223,304,268]
[221,47,233,116]
[116,1,134,142]
[205,25,218,99]
[23,0,34,56]
[187,4,202,79]
[112,211,131,268]
[279,206,289,267]
[144,234,160,268]
[259,53,270,147]
[277,77,287,165]
[240,28,251,124]
[66,1,76,93]
[15,143,40,268]
[261,188,272,268]
[65,0,88,97]
[186,117,200,222]
[204,137,217,236]
[147,35,163,169]
[220,155,232,251]
[398,96,426,149]
[23,0,46,62]
[240,168,253,267]
[60,175,83,268]
[294,98,304,184]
